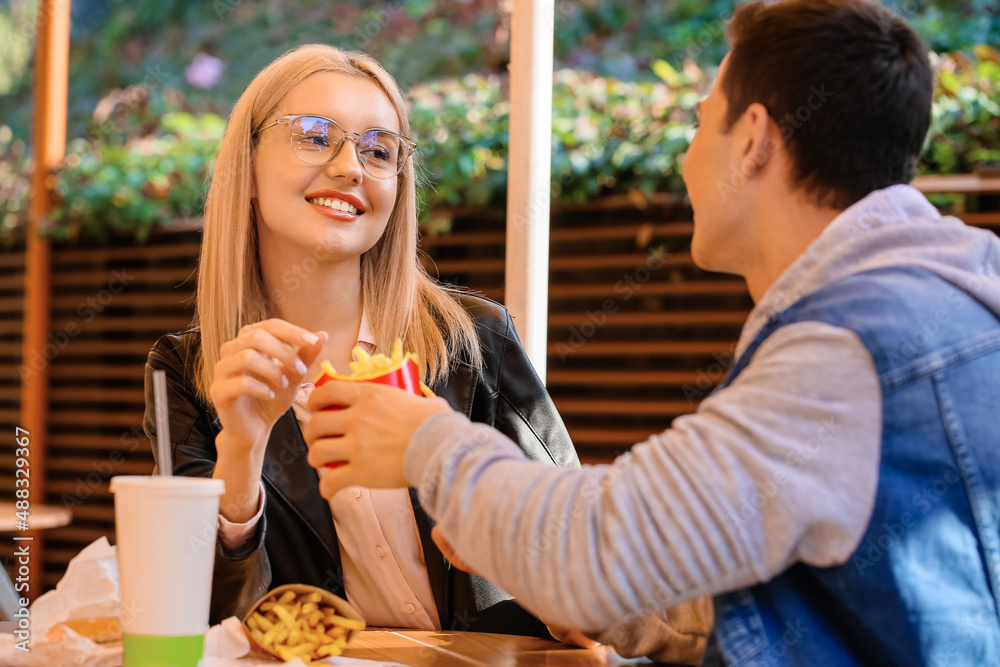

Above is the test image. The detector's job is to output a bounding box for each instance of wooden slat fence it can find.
[0,235,201,589]
[1,184,997,592]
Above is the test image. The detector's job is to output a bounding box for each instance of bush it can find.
[0,108,221,244]
[410,61,706,213]
[922,45,1000,174]
[1,48,997,242]
[2,0,996,145]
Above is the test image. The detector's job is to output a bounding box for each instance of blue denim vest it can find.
[707,266,1000,666]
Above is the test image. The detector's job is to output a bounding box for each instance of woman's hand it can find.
[302,380,452,497]
[210,319,326,454]
[210,319,326,522]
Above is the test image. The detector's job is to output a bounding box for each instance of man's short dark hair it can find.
[724,0,933,209]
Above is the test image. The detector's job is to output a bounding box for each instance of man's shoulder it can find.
[774,266,999,376]
[785,266,967,326]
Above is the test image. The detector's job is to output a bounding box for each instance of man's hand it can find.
[544,623,602,649]
[302,380,452,498]
[431,526,600,650]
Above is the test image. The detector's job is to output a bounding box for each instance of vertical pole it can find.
[23,0,71,600]
[505,0,554,382]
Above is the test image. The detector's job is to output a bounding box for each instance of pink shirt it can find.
[218,314,440,629]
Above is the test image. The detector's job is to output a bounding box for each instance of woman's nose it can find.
[325,140,364,183]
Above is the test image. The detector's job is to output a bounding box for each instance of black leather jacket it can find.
[143,293,579,635]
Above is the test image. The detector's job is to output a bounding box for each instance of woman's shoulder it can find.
[147,327,201,371]
[451,292,514,342]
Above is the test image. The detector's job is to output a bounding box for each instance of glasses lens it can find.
[290,116,342,165]
[357,130,403,178]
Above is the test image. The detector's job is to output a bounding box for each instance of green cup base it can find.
[123,632,204,667]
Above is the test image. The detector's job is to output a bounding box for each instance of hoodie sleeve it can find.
[404,321,882,633]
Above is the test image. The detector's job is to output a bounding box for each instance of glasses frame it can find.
[258,113,417,179]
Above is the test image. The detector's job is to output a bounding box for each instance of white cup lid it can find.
[109,475,225,496]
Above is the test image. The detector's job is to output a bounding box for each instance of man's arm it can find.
[405,322,882,631]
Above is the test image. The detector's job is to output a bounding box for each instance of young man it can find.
[302,0,1000,663]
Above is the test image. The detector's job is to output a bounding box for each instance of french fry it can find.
[315,339,422,384]
[327,614,366,631]
[241,584,366,662]
[317,643,343,657]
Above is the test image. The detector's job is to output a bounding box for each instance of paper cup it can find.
[110,475,225,667]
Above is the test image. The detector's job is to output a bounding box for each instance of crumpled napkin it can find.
[0,538,406,667]
[0,537,121,667]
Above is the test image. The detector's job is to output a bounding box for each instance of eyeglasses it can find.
[258,114,417,179]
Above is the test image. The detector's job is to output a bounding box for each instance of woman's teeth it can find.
[308,197,359,214]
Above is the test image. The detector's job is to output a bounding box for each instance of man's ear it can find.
[739,102,777,178]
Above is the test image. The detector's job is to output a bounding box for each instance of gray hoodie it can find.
[405,184,1000,654]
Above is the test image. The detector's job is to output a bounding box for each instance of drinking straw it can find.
[152,370,173,476]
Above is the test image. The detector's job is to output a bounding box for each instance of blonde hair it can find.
[194,44,482,404]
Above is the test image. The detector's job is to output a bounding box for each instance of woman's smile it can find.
[305,188,366,221]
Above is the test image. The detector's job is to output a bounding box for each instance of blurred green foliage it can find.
[410,63,705,214]
[1,0,997,141]
[0,111,221,243]
[2,48,998,242]
[922,46,1000,174]
[0,0,997,242]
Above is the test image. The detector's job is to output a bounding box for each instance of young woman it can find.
[142,44,579,637]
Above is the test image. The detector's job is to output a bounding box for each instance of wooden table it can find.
[0,623,677,665]
[342,629,660,666]
[0,502,72,531]
[0,502,72,621]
